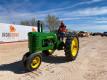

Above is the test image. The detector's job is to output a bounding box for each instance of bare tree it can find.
[20,17,37,26]
[45,15,60,32]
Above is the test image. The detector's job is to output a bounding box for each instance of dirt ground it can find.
[0,36,107,80]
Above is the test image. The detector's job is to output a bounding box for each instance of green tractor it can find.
[22,21,79,71]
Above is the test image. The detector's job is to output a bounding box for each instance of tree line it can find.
[20,15,60,32]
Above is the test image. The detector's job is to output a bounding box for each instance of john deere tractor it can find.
[22,21,79,71]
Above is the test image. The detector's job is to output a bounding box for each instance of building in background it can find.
[0,23,37,43]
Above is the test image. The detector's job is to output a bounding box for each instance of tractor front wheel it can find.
[24,53,42,71]
[22,52,31,67]
[64,36,79,61]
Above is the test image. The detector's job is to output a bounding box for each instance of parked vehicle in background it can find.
[78,31,90,37]
[92,32,102,36]
[78,31,86,37]
[101,32,107,37]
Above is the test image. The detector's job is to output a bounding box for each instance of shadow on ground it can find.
[0,55,68,74]
[42,55,68,63]
[0,60,28,74]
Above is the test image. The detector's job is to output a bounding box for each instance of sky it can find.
[0,0,107,32]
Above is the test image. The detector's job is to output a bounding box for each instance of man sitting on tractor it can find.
[58,21,67,41]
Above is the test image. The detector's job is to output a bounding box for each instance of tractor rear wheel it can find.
[24,53,42,71]
[64,36,79,61]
